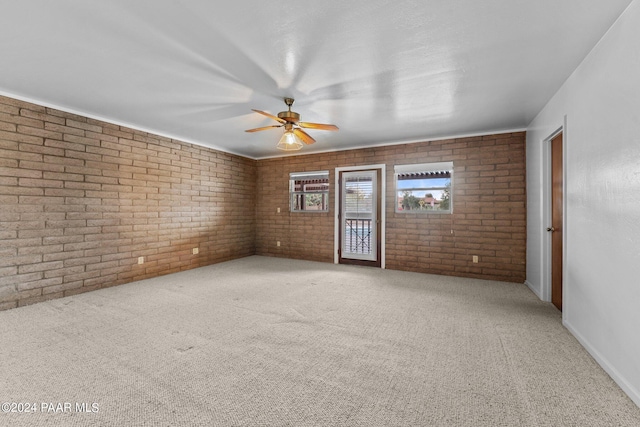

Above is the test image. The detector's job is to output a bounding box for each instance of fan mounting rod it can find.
[278,98,300,123]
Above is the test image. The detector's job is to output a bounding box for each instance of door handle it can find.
[546,227,556,232]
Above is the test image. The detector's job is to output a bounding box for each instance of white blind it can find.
[344,176,373,213]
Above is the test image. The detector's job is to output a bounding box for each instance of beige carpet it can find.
[1,256,639,426]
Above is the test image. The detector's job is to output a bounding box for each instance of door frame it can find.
[334,164,386,268]
[542,123,567,310]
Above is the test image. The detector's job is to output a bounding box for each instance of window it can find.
[289,171,329,212]
[394,162,452,213]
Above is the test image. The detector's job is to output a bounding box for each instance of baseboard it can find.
[524,280,543,299]
[564,320,640,408]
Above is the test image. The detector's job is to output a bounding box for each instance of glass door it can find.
[340,170,377,262]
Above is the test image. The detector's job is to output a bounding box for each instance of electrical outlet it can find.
[472,255,479,263]
[277,207,280,213]
[192,248,199,255]
[138,256,144,265]
[277,241,281,247]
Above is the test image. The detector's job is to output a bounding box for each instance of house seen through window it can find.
[395,162,453,213]
[289,171,329,212]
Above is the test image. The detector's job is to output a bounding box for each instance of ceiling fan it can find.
[245,98,338,151]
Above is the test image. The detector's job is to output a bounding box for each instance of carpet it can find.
[1,256,639,426]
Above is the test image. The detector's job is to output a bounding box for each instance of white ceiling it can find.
[0,1,633,159]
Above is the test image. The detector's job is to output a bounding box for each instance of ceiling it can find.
[0,1,633,159]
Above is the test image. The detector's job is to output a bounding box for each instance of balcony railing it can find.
[344,218,372,255]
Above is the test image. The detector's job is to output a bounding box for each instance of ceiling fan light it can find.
[276,130,303,151]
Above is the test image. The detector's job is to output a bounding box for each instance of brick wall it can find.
[0,95,256,310]
[256,132,526,283]
[0,92,526,311]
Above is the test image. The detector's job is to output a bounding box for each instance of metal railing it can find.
[344,218,372,254]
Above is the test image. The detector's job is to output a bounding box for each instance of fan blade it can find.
[251,109,286,124]
[245,125,283,132]
[297,122,339,131]
[293,128,316,145]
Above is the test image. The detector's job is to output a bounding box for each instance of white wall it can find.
[526,0,640,406]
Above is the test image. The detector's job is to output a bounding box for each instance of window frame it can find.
[289,171,330,213]
[394,162,453,214]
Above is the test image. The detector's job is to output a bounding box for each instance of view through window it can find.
[395,162,453,213]
[289,171,329,212]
